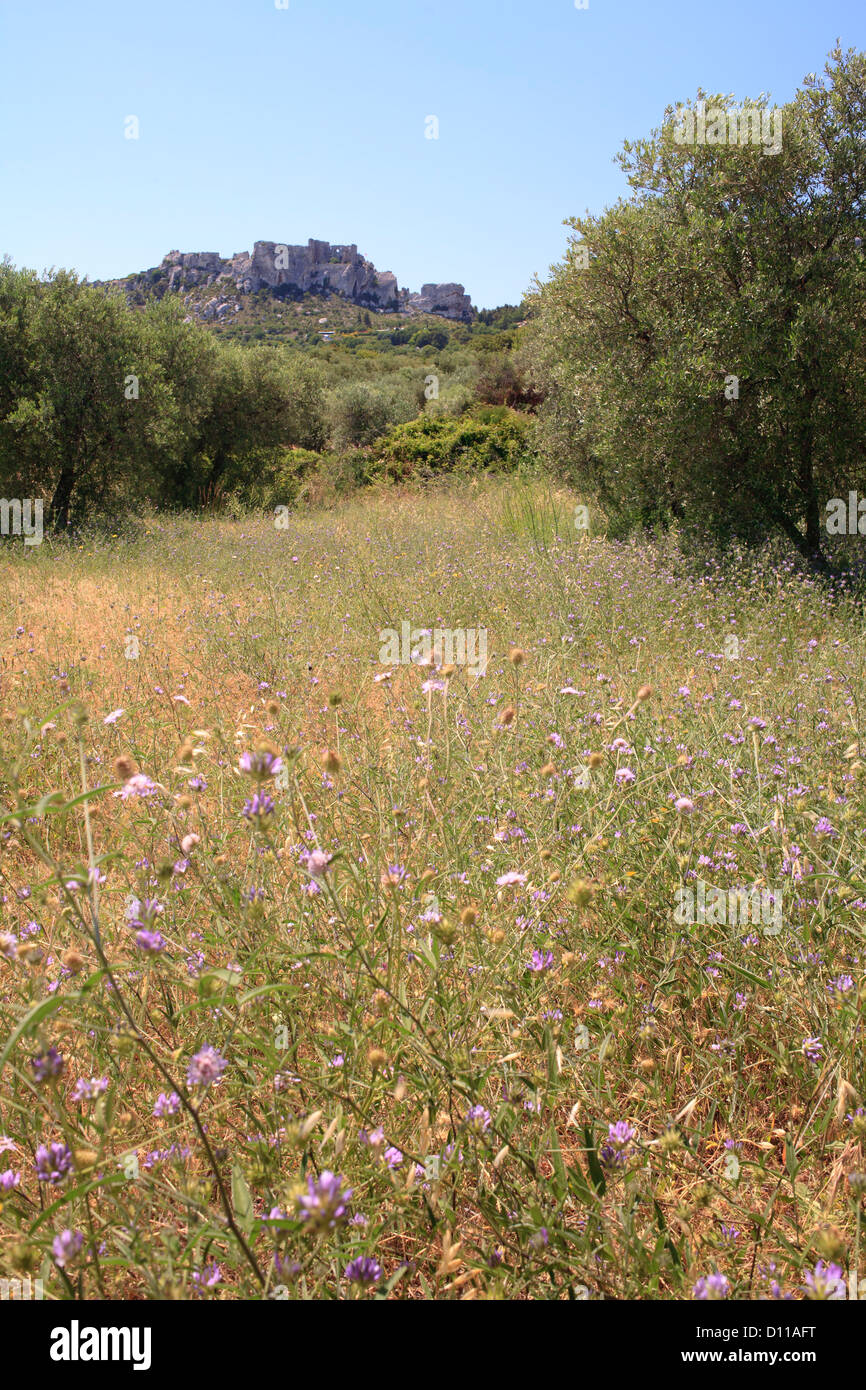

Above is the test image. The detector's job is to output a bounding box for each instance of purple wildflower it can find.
[31,1046,64,1083]
[35,1142,72,1185]
[527,950,554,973]
[600,1120,637,1170]
[296,1170,353,1231]
[302,849,332,878]
[465,1105,492,1133]
[71,1077,109,1102]
[135,929,166,953]
[802,1036,823,1064]
[187,1046,228,1088]
[153,1091,181,1117]
[344,1256,382,1285]
[114,773,159,801]
[242,791,275,823]
[803,1261,846,1300]
[239,749,283,780]
[52,1229,84,1267]
[693,1272,730,1300]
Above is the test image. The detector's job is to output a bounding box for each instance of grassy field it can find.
[0,479,864,1301]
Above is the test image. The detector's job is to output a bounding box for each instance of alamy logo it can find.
[826,492,866,535]
[0,498,43,546]
[674,880,783,934]
[50,1320,152,1371]
[0,1275,43,1299]
[672,100,783,156]
[379,621,487,676]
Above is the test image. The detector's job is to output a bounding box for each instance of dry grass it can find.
[0,480,863,1300]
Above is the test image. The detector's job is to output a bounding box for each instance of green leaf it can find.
[0,996,66,1076]
[583,1125,607,1196]
[238,982,300,1007]
[231,1164,254,1222]
[547,1123,568,1200]
[785,1139,800,1180]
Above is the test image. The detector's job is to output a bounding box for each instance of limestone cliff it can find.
[117,240,474,322]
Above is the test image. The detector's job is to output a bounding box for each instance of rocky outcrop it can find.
[407,283,474,321]
[228,241,403,312]
[116,240,474,321]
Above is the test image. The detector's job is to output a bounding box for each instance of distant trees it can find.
[475,353,544,411]
[0,266,329,527]
[0,261,539,526]
[475,305,524,329]
[329,378,420,449]
[409,328,449,350]
[526,45,866,566]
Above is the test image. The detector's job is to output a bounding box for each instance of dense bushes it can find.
[373,407,537,481]
[328,378,420,448]
[0,266,331,527]
[0,260,538,528]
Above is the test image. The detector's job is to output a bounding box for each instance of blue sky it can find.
[1,0,864,307]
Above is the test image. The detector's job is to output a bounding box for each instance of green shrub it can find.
[297,449,377,507]
[236,447,321,511]
[328,381,416,448]
[424,382,475,419]
[373,408,537,481]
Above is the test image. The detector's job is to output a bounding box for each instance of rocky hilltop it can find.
[115,240,474,323]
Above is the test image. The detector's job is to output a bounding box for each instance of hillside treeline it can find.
[3,45,866,568]
[0,266,538,529]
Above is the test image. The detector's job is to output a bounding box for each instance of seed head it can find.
[658,1126,682,1153]
[814,1224,847,1263]
[566,878,595,908]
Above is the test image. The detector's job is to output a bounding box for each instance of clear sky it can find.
[2,0,864,308]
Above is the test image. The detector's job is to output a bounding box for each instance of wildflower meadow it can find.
[0,481,864,1305]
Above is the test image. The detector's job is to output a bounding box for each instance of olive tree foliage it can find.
[525,45,866,566]
[0,266,154,527]
[0,265,329,528]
